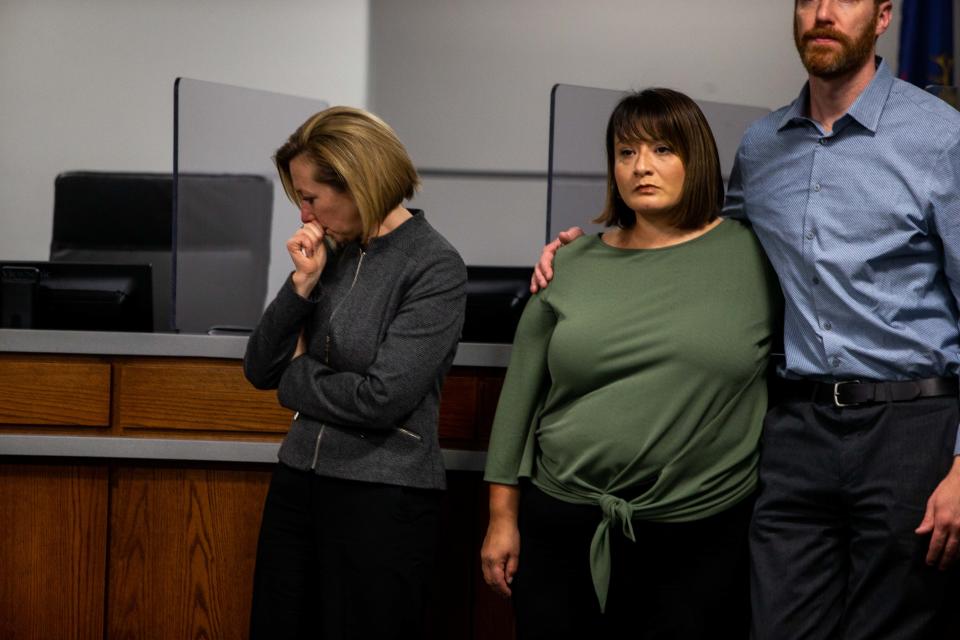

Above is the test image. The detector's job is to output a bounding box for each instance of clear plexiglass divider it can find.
[173,77,328,334]
[546,84,770,243]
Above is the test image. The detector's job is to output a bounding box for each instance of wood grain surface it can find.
[107,464,271,640]
[1,355,513,639]
[477,374,506,443]
[115,359,292,433]
[0,463,108,640]
[0,355,111,426]
[438,373,480,441]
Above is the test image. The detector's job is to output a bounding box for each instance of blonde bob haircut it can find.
[594,88,724,231]
[275,106,420,242]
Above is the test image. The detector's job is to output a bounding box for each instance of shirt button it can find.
[819,138,826,145]
[812,276,820,284]
[823,321,833,330]
[813,183,822,192]
[832,357,841,367]
[806,231,815,240]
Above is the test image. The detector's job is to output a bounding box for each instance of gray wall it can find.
[0,0,368,262]
[370,0,903,266]
[3,0,946,272]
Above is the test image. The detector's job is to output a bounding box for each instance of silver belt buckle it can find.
[832,380,861,407]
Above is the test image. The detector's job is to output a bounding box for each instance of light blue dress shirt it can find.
[724,59,960,451]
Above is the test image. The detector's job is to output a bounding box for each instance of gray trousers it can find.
[750,395,960,640]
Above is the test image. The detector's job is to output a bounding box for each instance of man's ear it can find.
[876,1,893,38]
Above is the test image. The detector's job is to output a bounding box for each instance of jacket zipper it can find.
[294,412,326,471]
[311,423,326,469]
[395,426,423,442]
[313,250,365,468]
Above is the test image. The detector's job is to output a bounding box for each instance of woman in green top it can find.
[481,89,780,638]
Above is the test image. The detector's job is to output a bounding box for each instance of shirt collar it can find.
[777,57,894,133]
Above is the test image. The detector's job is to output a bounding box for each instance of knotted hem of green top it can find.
[531,467,760,613]
[589,493,636,613]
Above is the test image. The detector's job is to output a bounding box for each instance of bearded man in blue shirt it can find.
[724,1,960,637]
[533,1,960,637]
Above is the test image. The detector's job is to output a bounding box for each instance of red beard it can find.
[794,10,878,78]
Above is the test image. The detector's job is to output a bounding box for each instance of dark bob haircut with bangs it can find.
[594,88,724,231]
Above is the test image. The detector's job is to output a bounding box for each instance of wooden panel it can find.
[0,463,108,640]
[0,355,110,426]
[438,374,479,441]
[476,374,506,443]
[116,359,292,433]
[107,464,271,640]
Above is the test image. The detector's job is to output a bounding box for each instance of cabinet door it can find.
[0,463,108,640]
[107,464,271,640]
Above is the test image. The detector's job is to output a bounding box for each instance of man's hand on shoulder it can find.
[530,226,584,293]
[916,456,960,570]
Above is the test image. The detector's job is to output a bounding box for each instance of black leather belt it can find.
[778,376,958,408]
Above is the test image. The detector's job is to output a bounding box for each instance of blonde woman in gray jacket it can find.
[244,106,467,640]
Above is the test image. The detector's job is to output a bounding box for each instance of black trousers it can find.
[512,483,753,640]
[249,464,441,640]
[751,396,960,640]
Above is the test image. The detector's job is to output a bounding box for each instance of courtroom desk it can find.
[0,330,515,640]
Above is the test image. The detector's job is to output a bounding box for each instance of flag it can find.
[898,0,955,88]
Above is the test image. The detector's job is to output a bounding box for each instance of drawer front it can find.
[0,356,111,426]
[116,359,292,433]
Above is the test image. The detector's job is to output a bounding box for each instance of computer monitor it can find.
[0,261,153,332]
[462,266,533,344]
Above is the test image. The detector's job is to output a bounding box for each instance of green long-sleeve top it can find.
[484,219,780,610]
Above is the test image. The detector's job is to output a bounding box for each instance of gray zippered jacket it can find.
[244,210,467,489]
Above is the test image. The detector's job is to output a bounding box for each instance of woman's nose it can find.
[633,152,651,175]
[299,202,314,224]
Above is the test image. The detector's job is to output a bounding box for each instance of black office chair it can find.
[50,171,273,333]
[51,172,174,331]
